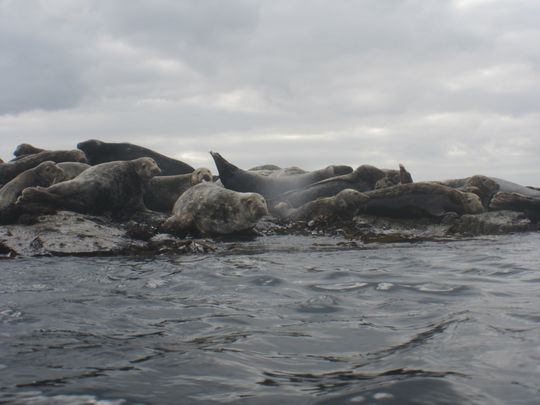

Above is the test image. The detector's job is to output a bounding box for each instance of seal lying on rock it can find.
[12,144,45,160]
[274,189,368,222]
[276,164,413,208]
[0,149,87,184]
[77,139,194,175]
[211,152,352,200]
[17,158,161,217]
[144,167,213,212]
[362,182,483,218]
[439,175,540,209]
[162,182,268,236]
[0,161,64,212]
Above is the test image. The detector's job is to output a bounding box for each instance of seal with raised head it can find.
[0,149,87,184]
[144,167,213,212]
[12,144,45,160]
[210,152,352,200]
[17,157,161,217]
[361,182,483,218]
[161,182,268,236]
[77,139,194,175]
[0,161,64,212]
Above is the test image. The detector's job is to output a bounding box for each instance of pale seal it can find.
[210,152,352,200]
[161,182,268,236]
[77,139,194,175]
[0,161,64,212]
[17,157,161,217]
[144,167,213,212]
[0,149,87,184]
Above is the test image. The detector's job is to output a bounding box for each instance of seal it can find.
[77,139,194,175]
[489,192,540,221]
[274,189,368,222]
[55,162,91,181]
[0,161,64,212]
[12,144,45,160]
[17,157,161,217]
[0,149,87,184]
[161,182,268,235]
[438,175,540,209]
[144,167,213,212]
[361,182,483,218]
[210,152,352,200]
[276,164,413,208]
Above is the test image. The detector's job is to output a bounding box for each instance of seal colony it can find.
[1,140,539,257]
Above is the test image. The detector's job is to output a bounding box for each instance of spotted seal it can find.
[17,157,161,217]
[161,182,268,235]
[144,167,213,212]
[77,139,194,175]
[0,149,87,184]
[210,152,352,200]
[0,161,64,212]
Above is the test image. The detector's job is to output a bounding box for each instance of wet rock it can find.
[449,210,536,236]
[0,211,146,257]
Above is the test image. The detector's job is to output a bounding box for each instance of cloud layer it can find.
[1,0,539,184]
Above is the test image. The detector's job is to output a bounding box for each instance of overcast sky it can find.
[1,0,539,184]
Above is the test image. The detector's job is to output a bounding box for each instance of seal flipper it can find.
[210,152,238,179]
[399,164,413,184]
[160,212,194,237]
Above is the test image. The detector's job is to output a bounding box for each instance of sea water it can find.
[1,233,539,404]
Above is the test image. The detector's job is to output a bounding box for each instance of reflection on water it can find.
[1,234,539,404]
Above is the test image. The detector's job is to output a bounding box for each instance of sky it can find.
[1,0,539,184]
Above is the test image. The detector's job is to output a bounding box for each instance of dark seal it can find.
[210,151,352,200]
[77,139,194,175]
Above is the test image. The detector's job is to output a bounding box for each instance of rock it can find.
[449,210,536,236]
[0,211,146,257]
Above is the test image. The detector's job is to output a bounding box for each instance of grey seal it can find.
[362,182,483,218]
[12,144,46,160]
[77,139,194,175]
[276,164,413,208]
[17,157,161,217]
[0,161,64,212]
[144,167,213,212]
[0,149,87,184]
[210,151,352,200]
[162,182,268,236]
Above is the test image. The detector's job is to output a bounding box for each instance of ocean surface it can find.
[1,233,539,404]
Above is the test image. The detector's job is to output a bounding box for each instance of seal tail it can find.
[210,152,239,180]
